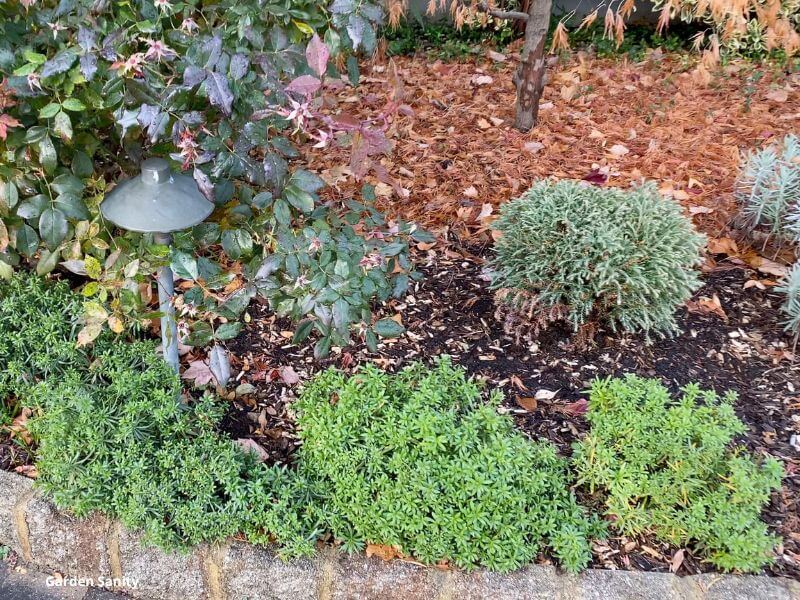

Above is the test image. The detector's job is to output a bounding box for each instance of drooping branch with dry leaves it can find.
[385,0,799,131]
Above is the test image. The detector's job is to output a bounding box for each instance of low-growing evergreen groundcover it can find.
[0,273,784,574]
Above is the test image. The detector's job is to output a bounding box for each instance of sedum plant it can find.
[736,134,800,239]
[490,180,705,339]
[293,358,605,573]
[573,375,783,572]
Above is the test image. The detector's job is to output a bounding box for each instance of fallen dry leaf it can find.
[516,396,538,411]
[685,294,727,321]
[366,544,401,561]
[234,438,270,462]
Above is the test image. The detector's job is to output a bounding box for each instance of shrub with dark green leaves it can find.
[573,376,783,572]
[490,180,705,337]
[293,358,605,572]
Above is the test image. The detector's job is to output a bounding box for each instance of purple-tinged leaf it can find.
[229,53,249,81]
[77,27,97,52]
[346,14,369,50]
[193,168,216,203]
[80,54,98,81]
[285,74,321,97]
[203,35,223,70]
[137,104,159,128]
[183,65,207,87]
[306,34,329,78]
[209,344,231,387]
[205,71,234,116]
[41,48,77,78]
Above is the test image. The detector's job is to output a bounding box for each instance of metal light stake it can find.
[100,158,213,372]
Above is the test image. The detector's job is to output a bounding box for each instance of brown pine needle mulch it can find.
[307,50,799,241]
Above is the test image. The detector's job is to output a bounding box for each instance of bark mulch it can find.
[305,51,799,242]
[224,243,800,579]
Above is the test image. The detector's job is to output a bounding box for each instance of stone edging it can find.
[0,471,798,600]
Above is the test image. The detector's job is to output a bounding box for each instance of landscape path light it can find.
[100,158,213,372]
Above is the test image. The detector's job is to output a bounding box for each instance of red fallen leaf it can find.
[279,365,300,385]
[582,169,608,185]
[182,360,215,386]
[15,465,38,479]
[234,438,270,462]
[559,399,589,416]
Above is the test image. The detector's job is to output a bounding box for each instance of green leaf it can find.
[54,194,89,220]
[36,247,60,275]
[284,185,315,213]
[171,250,199,280]
[16,195,48,220]
[186,321,214,346]
[61,97,86,112]
[15,224,39,256]
[1,181,19,209]
[39,207,68,249]
[373,318,405,338]
[273,198,292,225]
[38,137,57,174]
[314,335,332,359]
[51,174,85,196]
[221,229,253,260]
[39,103,61,119]
[215,322,242,341]
[53,111,73,141]
[290,170,325,194]
[0,261,12,280]
[292,318,315,344]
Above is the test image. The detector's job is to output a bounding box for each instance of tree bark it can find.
[513,0,552,132]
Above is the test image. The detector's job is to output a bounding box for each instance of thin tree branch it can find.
[454,0,529,21]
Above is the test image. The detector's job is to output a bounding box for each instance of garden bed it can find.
[222,244,800,579]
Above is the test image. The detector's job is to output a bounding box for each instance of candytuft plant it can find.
[293,358,605,573]
[573,375,783,572]
[490,180,705,341]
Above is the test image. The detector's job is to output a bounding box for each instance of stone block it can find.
[222,542,320,600]
[0,471,33,552]
[25,495,110,580]
[331,554,448,600]
[116,526,206,600]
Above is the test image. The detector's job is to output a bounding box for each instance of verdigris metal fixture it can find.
[100,158,213,372]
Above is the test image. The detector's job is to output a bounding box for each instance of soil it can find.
[224,243,800,579]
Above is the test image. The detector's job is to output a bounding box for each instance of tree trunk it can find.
[513,0,552,132]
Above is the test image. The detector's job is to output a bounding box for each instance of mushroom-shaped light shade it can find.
[100,158,213,234]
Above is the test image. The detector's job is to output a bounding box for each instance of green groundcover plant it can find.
[573,375,783,572]
[293,358,606,572]
[2,272,603,570]
[490,180,705,338]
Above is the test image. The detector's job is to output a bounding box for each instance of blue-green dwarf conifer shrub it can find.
[573,375,783,572]
[490,180,705,338]
[293,358,606,572]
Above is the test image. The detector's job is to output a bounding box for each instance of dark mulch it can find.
[225,244,800,579]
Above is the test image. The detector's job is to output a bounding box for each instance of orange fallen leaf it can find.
[686,294,727,321]
[516,396,538,412]
[366,544,401,561]
[706,237,739,256]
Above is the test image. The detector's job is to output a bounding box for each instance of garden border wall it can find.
[0,471,797,600]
